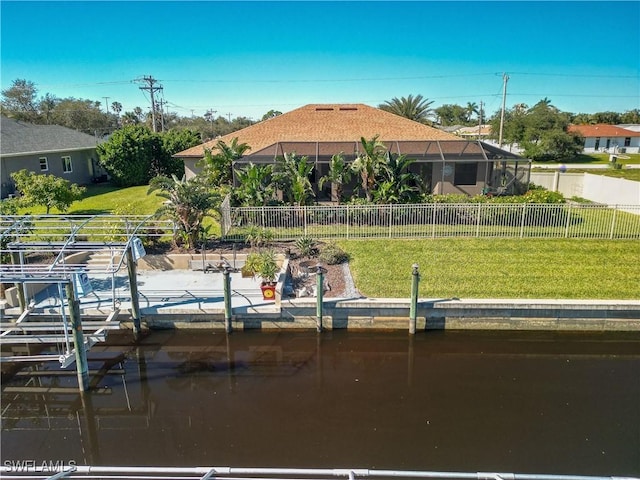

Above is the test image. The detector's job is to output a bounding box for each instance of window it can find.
[454,163,478,186]
[61,156,72,173]
[624,137,631,147]
[39,157,48,171]
[594,137,600,150]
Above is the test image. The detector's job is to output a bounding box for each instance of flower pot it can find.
[260,283,276,301]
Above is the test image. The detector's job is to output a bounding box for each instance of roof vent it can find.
[339,107,358,111]
[315,107,334,111]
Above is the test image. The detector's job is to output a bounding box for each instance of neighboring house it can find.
[454,124,492,140]
[176,104,529,198]
[0,116,106,198]
[568,124,640,154]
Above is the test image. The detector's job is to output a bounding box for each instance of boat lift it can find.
[0,214,174,391]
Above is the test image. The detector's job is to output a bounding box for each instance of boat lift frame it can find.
[1,214,175,390]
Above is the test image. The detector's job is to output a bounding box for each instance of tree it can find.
[351,136,388,202]
[465,102,479,123]
[159,128,200,178]
[272,153,315,206]
[148,174,222,250]
[201,137,251,186]
[621,109,640,124]
[261,110,282,121]
[1,79,40,122]
[378,94,435,124]
[233,163,274,206]
[434,104,468,126]
[11,169,85,214]
[96,125,161,186]
[318,152,352,203]
[373,154,423,204]
[50,97,114,134]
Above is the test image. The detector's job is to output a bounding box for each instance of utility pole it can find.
[478,100,483,139]
[226,112,233,122]
[156,98,167,132]
[137,75,163,133]
[498,73,509,147]
[103,97,110,114]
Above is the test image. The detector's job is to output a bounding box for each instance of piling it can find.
[409,263,420,334]
[223,267,232,333]
[126,247,142,338]
[65,280,89,392]
[316,263,324,333]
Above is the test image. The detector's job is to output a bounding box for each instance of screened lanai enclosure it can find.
[233,139,530,199]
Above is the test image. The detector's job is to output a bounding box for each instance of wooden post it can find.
[409,263,420,334]
[65,280,89,392]
[126,247,142,338]
[315,263,324,333]
[223,268,232,333]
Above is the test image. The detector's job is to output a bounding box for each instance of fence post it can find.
[475,203,482,238]
[610,205,618,240]
[564,203,573,238]
[519,203,527,238]
[409,264,420,335]
[304,206,308,236]
[346,204,350,239]
[388,204,393,238]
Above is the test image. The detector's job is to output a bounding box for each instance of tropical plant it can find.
[295,236,318,258]
[272,153,315,206]
[243,250,279,284]
[318,152,352,203]
[465,102,479,122]
[232,163,275,206]
[147,174,222,250]
[244,226,274,251]
[378,94,435,124]
[373,153,423,204]
[351,136,389,202]
[10,169,86,214]
[201,137,251,186]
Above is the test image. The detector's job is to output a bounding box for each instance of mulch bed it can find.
[147,240,349,298]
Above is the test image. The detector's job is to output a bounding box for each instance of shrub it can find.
[295,236,318,258]
[318,242,349,265]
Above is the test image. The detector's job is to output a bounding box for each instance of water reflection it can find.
[2,330,639,475]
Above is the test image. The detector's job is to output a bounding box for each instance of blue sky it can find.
[1,1,638,121]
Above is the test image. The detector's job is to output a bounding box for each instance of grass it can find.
[337,238,640,300]
[17,185,166,215]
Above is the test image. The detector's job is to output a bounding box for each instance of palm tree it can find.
[351,136,388,202]
[148,174,221,250]
[203,137,251,186]
[373,154,423,204]
[233,163,274,206]
[378,94,435,124]
[465,102,479,123]
[272,153,315,206]
[318,152,352,203]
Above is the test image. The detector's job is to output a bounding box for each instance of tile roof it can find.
[176,103,460,158]
[568,124,639,138]
[0,116,100,156]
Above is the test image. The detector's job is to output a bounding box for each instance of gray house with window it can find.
[0,116,106,198]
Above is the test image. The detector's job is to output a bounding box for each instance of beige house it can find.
[175,104,529,197]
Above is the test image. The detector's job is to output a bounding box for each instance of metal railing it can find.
[221,203,640,241]
[1,466,637,480]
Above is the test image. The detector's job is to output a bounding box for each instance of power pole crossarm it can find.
[137,75,163,133]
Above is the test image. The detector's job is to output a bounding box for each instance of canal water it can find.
[1,330,639,476]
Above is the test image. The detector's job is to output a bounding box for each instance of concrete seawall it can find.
[126,297,640,332]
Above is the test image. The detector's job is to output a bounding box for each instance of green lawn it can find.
[338,238,640,300]
[16,185,165,215]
